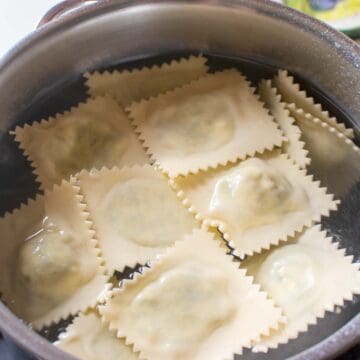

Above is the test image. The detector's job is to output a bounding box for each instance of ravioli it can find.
[52,116,128,179]
[258,79,309,168]
[286,107,360,197]
[56,311,138,360]
[130,262,235,353]
[127,70,284,177]
[4,59,359,358]
[13,96,148,189]
[85,55,208,106]
[171,151,338,257]
[0,181,108,328]
[272,69,354,138]
[99,229,283,360]
[75,165,198,272]
[208,158,309,232]
[152,92,235,156]
[242,225,360,351]
[17,223,93,306]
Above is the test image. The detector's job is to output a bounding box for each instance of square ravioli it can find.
[241,225,360,350]
[13,96,148,189]
[286,107,360,197]
[56,311,139,360]
[85,55,208,106]
[127,70,284,177]
[272,70,354,138]
[75,165,198,273]
[258,79,309,169]
[171,151,338,257]
[0,181,108,329]
[99,229,283,360]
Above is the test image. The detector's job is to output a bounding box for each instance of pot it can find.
[0,1,359,359]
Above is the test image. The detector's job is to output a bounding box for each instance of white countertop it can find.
[0,0,59,59]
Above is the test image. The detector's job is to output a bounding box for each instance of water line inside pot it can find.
[0,53,359,359]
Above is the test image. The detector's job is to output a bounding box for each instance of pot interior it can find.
[1,52,359,359]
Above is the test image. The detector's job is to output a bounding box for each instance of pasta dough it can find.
[85,56,208,106]
[18,223,93,305]
[0,181,108,328]
[256,245,318,319]
[14,97,148,189]
[242,225,360,350]
[272,70,354,138]
[76,165,198,272]
[286,107,360,197]
[171,151,338,257]
[99,229,283,360]
[258,79,309,168]
[103,177,193,248]
[129,262,235,354]
[56,311,138,360]
[209,158,308,232]
[147,92,235,156]
[127,70,284,177]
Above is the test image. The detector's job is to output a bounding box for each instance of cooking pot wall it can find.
[0,1,359,133]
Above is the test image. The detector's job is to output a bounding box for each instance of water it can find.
[0,53,359,359]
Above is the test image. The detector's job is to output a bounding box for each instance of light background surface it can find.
[0,0,59,59]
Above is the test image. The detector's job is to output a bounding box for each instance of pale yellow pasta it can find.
[99,229,283,360]
[76,165,198,272]
[85,55,208,106]
[286,107,360,197]
[56,311,138,360]
[273,70,354,138]
[127,70,284,177]
[171,151,337,257]
[0,181,108,328]
[243,226,360,351]
[14,96,148,189]
[258,79,309,168]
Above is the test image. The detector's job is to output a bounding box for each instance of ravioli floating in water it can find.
[2,56,359,358]
[209,157,309,232]
[18,221,94,307]
[130,262,235,353]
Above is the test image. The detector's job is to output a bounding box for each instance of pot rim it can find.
[0,1,359,359]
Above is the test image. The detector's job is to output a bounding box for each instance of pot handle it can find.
[37,0,100,28]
